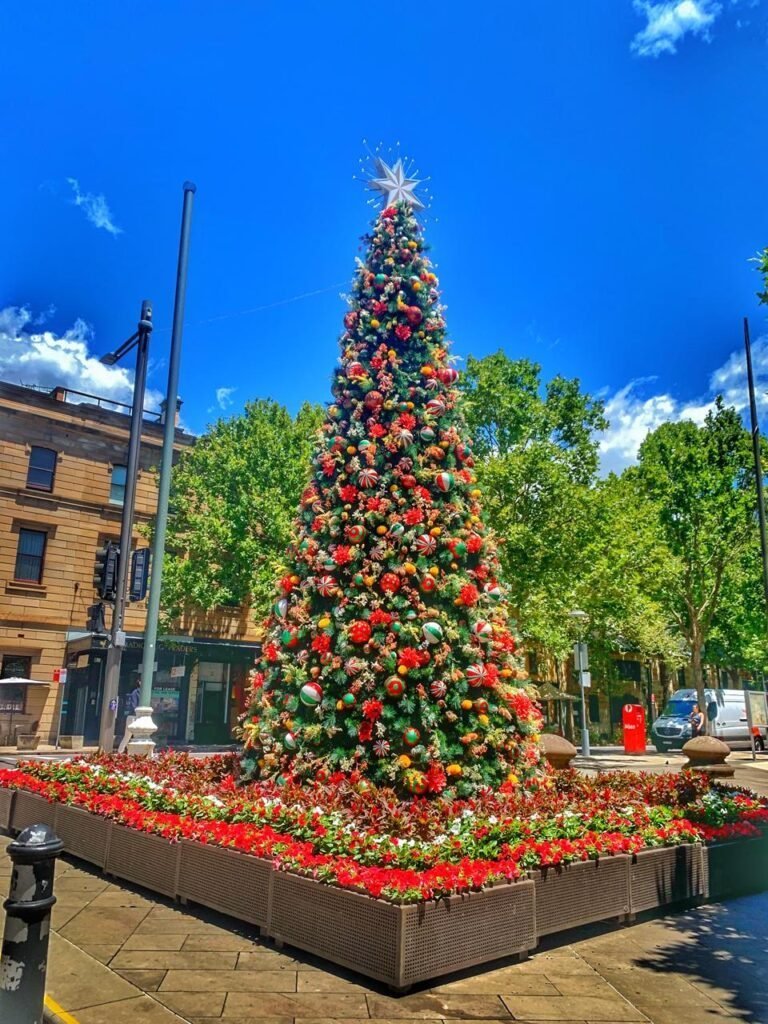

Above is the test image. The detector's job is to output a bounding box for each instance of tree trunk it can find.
[690,639,708,735]
[660,660,674,704]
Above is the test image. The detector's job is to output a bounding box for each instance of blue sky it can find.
[2,0,768,471]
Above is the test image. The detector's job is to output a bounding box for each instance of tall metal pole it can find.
[131,183,196,755]
[744,317,768,615]
[98,300,153,752]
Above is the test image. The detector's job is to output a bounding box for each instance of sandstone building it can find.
[0,381,258,747]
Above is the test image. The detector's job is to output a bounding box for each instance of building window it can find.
[110,465,127,504]
[14,528,47,584]
[26,447,57,491]
[527,651,538,677]
[616,659,642,683]
[0,656,30,712]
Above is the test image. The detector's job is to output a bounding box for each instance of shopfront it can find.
[61,632,257,747]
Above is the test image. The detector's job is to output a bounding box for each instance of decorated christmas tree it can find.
[241,159,542,796]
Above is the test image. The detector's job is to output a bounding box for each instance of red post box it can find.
[622,704,646,754]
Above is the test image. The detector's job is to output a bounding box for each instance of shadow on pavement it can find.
[633,894,768,1022]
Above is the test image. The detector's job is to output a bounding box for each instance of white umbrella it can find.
[0,677,49,687]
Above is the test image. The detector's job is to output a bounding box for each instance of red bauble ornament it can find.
[380,572,401,594]
[438,367,460,385]
[349,620,372,644]
[420,574,437,592]
[386,676,405,697]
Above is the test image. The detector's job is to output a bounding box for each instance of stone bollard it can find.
[682,736,735,779]
[0,823,63,1023]
[540,733,578,770]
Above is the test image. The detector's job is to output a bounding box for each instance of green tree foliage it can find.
[460,352,679,668]
[633,400,758,712]
[161,399,323,622]
[460,354,605,658]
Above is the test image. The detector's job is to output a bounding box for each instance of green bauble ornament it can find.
[403,727,420,746]
[299,682,323,707]
[422,621,444,645]
[342,692,356,707]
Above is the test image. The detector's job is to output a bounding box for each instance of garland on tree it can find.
[240,199,542,797]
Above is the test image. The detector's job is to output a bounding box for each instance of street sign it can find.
[581,671,591,689]
[53,668,67,685]
[573,642,589,672]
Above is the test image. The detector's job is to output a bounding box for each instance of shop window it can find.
[14,528,47,584]
[110,465,127,504]
[26,447,57,491]
[0,655,30,712]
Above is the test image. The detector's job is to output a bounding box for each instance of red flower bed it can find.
[1,755,765,904]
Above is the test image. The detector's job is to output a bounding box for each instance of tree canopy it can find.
[160,399,322,623]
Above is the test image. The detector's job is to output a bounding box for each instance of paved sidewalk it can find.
[0,838,184,1023]
[2,835,767,1024]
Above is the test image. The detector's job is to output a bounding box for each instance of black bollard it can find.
[0,824,63,1023]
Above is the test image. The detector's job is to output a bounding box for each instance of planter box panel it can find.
[106,824,180,898]
[269,871,402,987]
[10,790,57,832]
[400,880,536,987]
[178,840,271,927]
[54,804,111,868]
[0,788,15,830]
[630,845,705,914]
[705,837,768,900]
[533,855,630,937]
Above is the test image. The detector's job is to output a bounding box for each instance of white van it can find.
[651,688,767,752]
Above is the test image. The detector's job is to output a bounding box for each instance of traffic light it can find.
[86,601,106,634]
[129,548,150,602]
[93,541,120,601]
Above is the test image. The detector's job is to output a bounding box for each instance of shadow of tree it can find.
[630,894,768,1022]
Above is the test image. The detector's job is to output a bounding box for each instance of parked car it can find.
[651,688,767,753]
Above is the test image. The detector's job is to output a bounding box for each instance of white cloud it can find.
[598,335,768,473]
[67,178,122,236]
[215,386,236,410]
[0,306,163,411]
[631,0,722,57]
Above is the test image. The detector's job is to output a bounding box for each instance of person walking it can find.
[118,681,142,753]
[689,703,705,738]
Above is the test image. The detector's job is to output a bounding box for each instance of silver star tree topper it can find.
[369,157,425,211]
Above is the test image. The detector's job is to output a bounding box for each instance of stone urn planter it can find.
[540,733,577,770]
[682,736,734,778]
[59,735,84,750]
[16,734,40,751]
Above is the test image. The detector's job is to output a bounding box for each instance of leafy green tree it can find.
[633,400,757,717]
[160,399,323,623]
[460,353,607,660]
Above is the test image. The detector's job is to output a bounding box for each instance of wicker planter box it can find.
[178,840,272,928]
[532,855,631,937]
[630,844,705,915]
[54,804,112,868]
[704,836,768,900]
[10,789,57,832]
[0,788,15,830]
[105,824,181,898]
[268,869,536,990]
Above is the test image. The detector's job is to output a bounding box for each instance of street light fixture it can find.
[569,609,591,757]
[96,300,153,753]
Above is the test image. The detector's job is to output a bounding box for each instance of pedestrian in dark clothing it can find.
[690,703,705,737]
